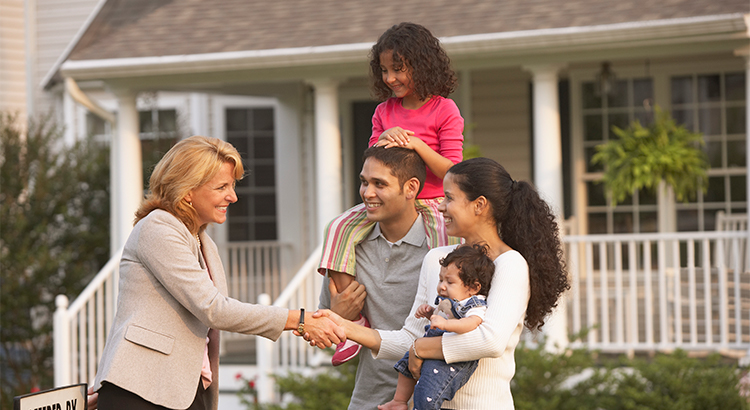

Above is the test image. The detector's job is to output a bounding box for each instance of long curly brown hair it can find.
[448,158,569,331]
[369,22,457,102]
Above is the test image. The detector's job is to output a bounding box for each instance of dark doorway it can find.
[351,101,380,205]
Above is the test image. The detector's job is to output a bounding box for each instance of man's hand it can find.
[329,278,366,320]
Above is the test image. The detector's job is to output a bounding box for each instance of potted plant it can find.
[591,105,709,231]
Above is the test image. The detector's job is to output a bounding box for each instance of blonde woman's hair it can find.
[134,136,244,233]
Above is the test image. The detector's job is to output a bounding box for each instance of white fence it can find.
[53,242,294,387]
[53,249,122,387]
[53,231,750,395]
[565,230,749,354]
[254,244,328,402]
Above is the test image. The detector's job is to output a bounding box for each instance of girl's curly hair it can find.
[369,22,457,102]
[447,158,570,331]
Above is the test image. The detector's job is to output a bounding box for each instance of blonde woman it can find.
[90,136,344,410]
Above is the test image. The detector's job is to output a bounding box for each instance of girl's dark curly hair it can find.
[369,22,457,102]
[447,158,569,331]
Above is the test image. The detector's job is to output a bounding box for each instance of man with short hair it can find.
[319,146,431,409]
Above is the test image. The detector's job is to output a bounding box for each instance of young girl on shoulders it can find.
[319,22,464,366]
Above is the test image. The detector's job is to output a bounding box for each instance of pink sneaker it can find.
[332,315,369,366]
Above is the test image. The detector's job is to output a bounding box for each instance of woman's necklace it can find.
[195,233,201,248]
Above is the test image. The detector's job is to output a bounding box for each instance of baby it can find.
[380,244,495,410]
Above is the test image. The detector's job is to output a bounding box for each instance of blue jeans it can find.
[394,328,478,410]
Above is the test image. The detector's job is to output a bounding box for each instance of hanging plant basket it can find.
[591,105,709,206]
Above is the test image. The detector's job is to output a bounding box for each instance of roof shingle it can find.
[68,0,749,61]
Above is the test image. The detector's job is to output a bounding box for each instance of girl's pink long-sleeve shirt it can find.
[369,96,464,199]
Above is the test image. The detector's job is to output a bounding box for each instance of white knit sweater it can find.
[377,245,530,409]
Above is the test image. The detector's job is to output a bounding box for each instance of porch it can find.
[52,226,750,402]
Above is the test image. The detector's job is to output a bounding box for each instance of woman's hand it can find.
[294,310,346,349]
[408,342,424,380]
[376,127,414,148]
[87,386,98,409]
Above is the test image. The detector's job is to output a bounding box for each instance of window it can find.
[581,77,656,234]
[139,109,179,188]
[671,72,747,231]
[86,112,109,139]
[225,107,277,241]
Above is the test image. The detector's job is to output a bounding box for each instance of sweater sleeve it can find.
[436,98,464,164]
[374,247,455,360]
[442,251,530,363]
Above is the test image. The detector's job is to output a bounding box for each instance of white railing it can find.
[565,230,750,354]
[53,241,294,388]
[220,241,294,345]
[255,244,327,403]
[53,248,122,387]
[54,230,750,396]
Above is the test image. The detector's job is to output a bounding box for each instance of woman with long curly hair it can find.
[318,157,569,409]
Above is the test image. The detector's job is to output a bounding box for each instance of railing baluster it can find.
[614,241,624,345]
[600,241,609,344]
[673,240,682,345]
[687,240,697,345]
[702,238,712,345]
[644,240,653,346]
[570,242,581,341]
[585,242,595,345]
[658,239,668,347]
[96,287,105,373]
[717,239,729,346]
[628,240,638,346]
[732,237,742,346]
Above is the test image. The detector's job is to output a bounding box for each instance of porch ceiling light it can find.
[594,61,617,98]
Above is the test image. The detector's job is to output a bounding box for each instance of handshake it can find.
[292,309,347,349]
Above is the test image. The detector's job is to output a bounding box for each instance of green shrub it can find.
[513,344,748,410]
[241,344,748,409]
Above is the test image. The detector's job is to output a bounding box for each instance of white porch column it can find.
[525,64,568,350]
[111,89,143,254]
[308,79,343,242]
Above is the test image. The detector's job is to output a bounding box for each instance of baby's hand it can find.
[376,127,414,148]
[415,304,434,319]
[430,315,447,330]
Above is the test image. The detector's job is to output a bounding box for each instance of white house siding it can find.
[471,67,532,183]
[0,0,27,121]
[33,0,98,116]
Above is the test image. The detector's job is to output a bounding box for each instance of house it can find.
[26,0,750,406]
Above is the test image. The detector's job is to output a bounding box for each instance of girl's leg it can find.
[415,198,461,248]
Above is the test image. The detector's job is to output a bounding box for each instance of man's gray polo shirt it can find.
[319,215,430,410]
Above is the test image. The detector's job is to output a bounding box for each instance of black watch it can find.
[297,308,305,334]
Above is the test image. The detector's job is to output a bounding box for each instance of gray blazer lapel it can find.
[199,233,228,296]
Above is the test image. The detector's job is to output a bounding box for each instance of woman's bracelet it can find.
[411,340,423,360]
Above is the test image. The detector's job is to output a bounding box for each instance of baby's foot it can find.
[377,399,409,410]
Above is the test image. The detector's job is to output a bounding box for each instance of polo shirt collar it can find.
[367,215,426,247]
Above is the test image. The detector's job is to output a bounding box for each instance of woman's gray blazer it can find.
[93,210,289,409]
